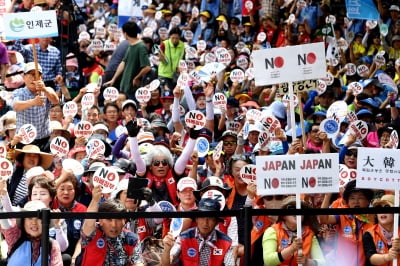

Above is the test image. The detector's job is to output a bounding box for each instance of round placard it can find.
[348,81,363,95]
[323,72,334,85]
[135,87,151,103]
[201,189,226,210]
[380,23,389,36]
[103,86,119,101]
[0,158,13,180]
[62,101,78,118]
[170,217,183,238]
[178,60,188,73]
[81,93,95,110]
[92,167,119,193]
[239,164,256,184]
[346,110,358,123]
[149,79,160,91]
[345,63,357,76]
[184,30,194,41]
[320,118,339,138]
[213,92,227,109]
[257,32,266,42]
[325,15,336,24]
[158,201,177,212]
[327,100,348,123]
[230,69,245,83]
[246,109,263,121]
[260,115,281,133]
[317,80,327,95]
[236,57,249,70]
[258,130,270,150]
[245,67,255,80]
[215,47,231,65]
[366,20,378,29]
[184,110,206,130]
[282,94,298,108]
[245,0,253,10]
[357,64,369,77]
[196,137,209,157]
[74,121,93,139]
[86,138,106,158]
[205,52,217,63]
[50,136,70,157]
[177,72,190,87]
[348,120,368,140]
[62,158,84,176]
[0,143,6,159]
[192,6,199,17]
[391,130,399,149]
[197,40,207,51]
[18,124,37,144]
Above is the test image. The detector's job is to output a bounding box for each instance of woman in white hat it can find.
[8,145,54,206]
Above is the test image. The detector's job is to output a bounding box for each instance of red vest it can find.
[179,228,232,266]
[273,222,314,266]
[146,169,179,206]
[80,228,136,266]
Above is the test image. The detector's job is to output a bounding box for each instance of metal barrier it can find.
[2,206,399,266]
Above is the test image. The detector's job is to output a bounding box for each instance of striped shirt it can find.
[12,87,52,139]
[11,171,26,206]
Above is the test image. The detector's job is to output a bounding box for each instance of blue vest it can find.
[8,241,50,266]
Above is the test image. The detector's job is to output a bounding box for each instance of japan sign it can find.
[252,42,326,86]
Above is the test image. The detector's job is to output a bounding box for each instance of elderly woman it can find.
[7,145,54,206]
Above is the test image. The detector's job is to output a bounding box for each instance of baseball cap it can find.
[177,177,198,191]
[24,62,42,74]
[218,130,238,141]
[122,100,137,111]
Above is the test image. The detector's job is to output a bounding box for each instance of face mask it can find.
[200,20,207,30]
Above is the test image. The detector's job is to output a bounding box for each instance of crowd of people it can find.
[0,0,399,265]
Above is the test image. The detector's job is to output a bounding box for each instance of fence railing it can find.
[3,206,400,266]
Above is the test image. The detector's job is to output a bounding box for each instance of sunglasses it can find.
[375,204,391,208]
[345,150,358,157]
[311,129,319,133]
[152,159,168,167]
[375,119,386,124]
[263,195,285,201]
[223,141,237,145]
[80,44,89,49]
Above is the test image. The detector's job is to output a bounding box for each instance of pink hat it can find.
[66,53,78,68]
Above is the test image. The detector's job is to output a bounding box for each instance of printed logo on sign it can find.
[10,18,24,32]
[255,220,264,229]
[187,248,197,257]
[343,225,352,235]
[96,238,105,248]
[73,219,82,230]
[281,239,289,248]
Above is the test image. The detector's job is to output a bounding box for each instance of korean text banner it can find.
[357,148,400,190]
[3,10,58,40]
[252,42,326,86]
[256,153,339,195]
[345,0,379,21]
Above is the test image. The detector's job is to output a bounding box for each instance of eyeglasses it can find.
[345,150,358,157]
[223,141,237,146]
[263,195,285,201]
[311,129,319,133]
[152,159,168,167]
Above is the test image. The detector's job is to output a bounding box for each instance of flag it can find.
[345,0,380,21]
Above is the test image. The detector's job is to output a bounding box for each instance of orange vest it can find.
[272,222,314,266]
[335,214,373,265]
[366,224,400,266]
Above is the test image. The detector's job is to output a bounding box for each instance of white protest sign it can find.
[347,120,368,140]
[357,64,369,78]
[192,6,199,17]
[253,42,326,86]
[135,87,151,103]
[257,32,266,42]
[345,63,357,76]
[4,10,58,40]
[256,153,339,195]
[185,46,198,59]
[282,94,298,108]
[236,57,249,70]
[184,30,193,41]
[62,159,84,176]
[50,136,69,157]
[246,109,263,121]
[86,139,105,158]
[245,67,255,80]
[197,40,207,51]
[240,164,256,184]
[148,80,160,92]
[177,73,190,87]
[178,60,188,73]
[258,130,271,150]
[317,79,327,95]
[323,71,334,85]
[213,93,227,109]
[327,100,348,123]
[205,52,217,63]
[196,137,209,157]
[0,143,7,159]
[230,69,245,83]
[95,26,106,38]
[201,189,226,210]
[391,130,399,149]
[320,118,339,138]
[347,110,358,123]
[92,167,119,193]
[81,93,95,110]
[245,0,253,10]
[184,110,206,129]
[348,81,363,95]
[0,158,13,180]
[357,148,400,190]
[18,124,37,144]
[90,39,104,50]
[213,141,224,161]
[74,121,93,139]
[215,47,231,65]
[260,115,281,133]
[103,87,119,101]
[62,101,78,118]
